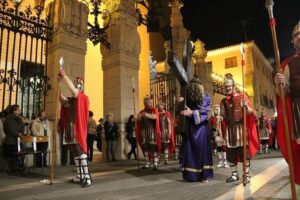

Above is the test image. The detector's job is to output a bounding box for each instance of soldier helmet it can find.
[143,95,152,103]
[75,77,84,91]
[224,73,235,86]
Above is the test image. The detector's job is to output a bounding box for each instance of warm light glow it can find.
[84,2,104,121]
[137,4,150,110]
[34,0,45,8]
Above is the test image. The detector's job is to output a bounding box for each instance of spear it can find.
[265,1,297,199]
[240,43,247,186]
[132,77,141,171]
[50,57,64,185]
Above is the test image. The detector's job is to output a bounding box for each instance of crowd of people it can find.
[0,20,299,192]
[0,69,280,187]
[0,105,51,173]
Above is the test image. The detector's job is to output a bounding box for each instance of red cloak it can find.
[277,55,300,185]
[60,92,89,153]
[165,111,175,153]
[221,93,259,158]
[136,108,161,154]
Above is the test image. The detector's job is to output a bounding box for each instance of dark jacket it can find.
[126,121,135,140]
[3,114,24,145]
[96,124,104,140]
[104,121,119,141]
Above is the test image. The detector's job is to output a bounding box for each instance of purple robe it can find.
[179,93,213,181]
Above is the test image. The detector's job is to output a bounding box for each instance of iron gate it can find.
[150,72,177,112]
[0,0,52,119]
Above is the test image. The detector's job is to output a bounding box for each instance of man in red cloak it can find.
[258,110,272,154]
[58,69,91,188]
[157,103,175,164]
[221,73,259,184]
[274,21,300,186]
[136,96,161,170]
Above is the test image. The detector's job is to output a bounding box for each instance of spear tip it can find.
[59,57,64,69]
[265,0,274,10]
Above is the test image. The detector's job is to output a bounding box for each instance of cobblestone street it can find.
[1,150,299,200]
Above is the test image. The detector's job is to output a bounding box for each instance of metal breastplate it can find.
[259,117,267,129]
[289,56,300,99]
[159,113,169,142]
[141,111,157,143]
[225,95,243,124]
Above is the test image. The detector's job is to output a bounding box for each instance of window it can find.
[225,56,238,68]
[18,61,47,119]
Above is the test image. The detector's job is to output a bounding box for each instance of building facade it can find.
[0,1,276,170]
[206,41,276,116]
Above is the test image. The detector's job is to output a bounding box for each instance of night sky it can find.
[181,0,300,60]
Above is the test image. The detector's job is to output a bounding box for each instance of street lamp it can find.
[87,0,111,49]
[135,0,172,40]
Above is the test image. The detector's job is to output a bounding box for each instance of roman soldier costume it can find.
[221,73,259,184]
[59,76,91,187]
[258,112,272,154]
[157,104,175,164]
[275,21,300,185]
[136,96,161,170]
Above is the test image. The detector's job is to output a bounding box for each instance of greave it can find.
[145,152,150,168]
[79,154,91,185]
[226,163,239,182]
[154,152,159,167]
[218,152,223,160]
[164,149,169,163]
[175,147,179,160]
[74,156,83,183]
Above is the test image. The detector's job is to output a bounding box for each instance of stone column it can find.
[45,0,89,165]
[193,39,213,96]
[101,0,141,160]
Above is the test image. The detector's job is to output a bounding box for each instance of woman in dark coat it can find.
[3,104,24,172]
[126,115,137,160]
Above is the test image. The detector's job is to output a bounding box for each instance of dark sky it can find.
[181,0,300,60]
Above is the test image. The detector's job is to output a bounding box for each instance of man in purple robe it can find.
[179,77,213,182]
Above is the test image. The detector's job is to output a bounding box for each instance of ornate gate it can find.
[150,72,177,112]
[0,0,52,118]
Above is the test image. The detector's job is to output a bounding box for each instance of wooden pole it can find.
[132,77,140,171]
[240,44,247,186]
[50,57,64,185]
[265,1,297,199]
[50,80,61,184]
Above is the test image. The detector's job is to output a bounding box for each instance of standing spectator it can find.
[270,116,278,149]
[126,115,137,160]
[87,111,97,161]
[96,118,104,152]
[31,110,51,167]
[0,115,5,146]
[104,113,119,161]
[3,105,24,172]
